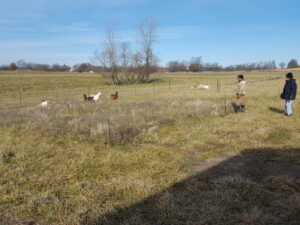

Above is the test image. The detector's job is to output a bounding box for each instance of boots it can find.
[241,105,245,113]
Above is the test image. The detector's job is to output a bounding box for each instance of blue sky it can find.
[0,0,299,66]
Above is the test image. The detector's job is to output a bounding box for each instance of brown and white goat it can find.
[83,94,94,102]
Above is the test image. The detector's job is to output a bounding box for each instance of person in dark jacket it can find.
[280,73,297,116]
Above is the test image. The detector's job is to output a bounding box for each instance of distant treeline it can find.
[1,58,299,73]
[0,60,71,72]
[167,58,300,72]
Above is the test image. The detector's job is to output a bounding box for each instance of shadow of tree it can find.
[83,148,300,225]
[268,106,285,114]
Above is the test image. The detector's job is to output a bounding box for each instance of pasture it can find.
[0,71,300,225]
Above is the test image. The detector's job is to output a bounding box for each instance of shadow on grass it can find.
[231,102,240,113]
[84,148,300,225]
[269,106,285,114]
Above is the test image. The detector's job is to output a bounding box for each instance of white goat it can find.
[201,85,209,90]
[89,92,102,101]
[39,100,49,107]
[190,84,210,90]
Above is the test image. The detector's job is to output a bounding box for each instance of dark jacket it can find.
[281,79,297,100]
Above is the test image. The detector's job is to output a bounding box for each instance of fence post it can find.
[169,78,171,90]
[19,89,23,106]
[55,86,58,102]
[217,79,220,93]
[224,94,227,114]
[152,80,155,95]
[131,109,136,135]
[107,117,112,145]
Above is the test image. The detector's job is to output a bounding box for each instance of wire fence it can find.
[0,72,285,110]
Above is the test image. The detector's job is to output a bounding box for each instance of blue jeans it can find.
[285,100,293,115]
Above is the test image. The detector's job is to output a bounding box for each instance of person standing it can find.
[280,73,297,116]
[236,75,246,112]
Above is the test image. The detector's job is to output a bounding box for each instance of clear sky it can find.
[0,0,299,67]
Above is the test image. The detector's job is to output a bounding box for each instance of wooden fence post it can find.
[169,78,171,90]
[152,80,155,95]
[55,86,58,102]
[19,89,23,106]
[224,94,227,114]
[107,117,112,145]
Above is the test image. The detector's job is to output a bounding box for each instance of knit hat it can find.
[286,73,293,78]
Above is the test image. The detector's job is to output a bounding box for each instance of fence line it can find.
[0,75,283,109]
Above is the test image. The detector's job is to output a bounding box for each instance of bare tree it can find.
[123,52,142,83]
[167,61,187,72]
[105,28,119,84]
[94,27,121,84]
[119,41,133,83]
[16,60,26,69]
[137,18,158,82]
[189,57,203,72]
[93,19,159,85]
[279,62,286,69]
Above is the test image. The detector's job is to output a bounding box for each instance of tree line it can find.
[167,58,300,72]
[1,58,299,74]
[0,60,71,72]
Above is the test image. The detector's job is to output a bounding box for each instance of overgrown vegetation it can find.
[94,19,159,85]
[0,98,220,145]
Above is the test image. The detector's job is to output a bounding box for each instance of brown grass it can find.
[0,71,300,224]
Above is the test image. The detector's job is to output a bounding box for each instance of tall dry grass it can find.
[1,97,221,145]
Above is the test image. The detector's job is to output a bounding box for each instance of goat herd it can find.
[39,91,118,107]
[39,83,209,107]
[83,92,118,103]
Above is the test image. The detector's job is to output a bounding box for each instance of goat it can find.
[111,92,118,100]
[89,92,102,101]
[190,84,210,90]
[83,94,94,102]
[190,84,196,90]
[39,100,49,107]
[198,84,209,90]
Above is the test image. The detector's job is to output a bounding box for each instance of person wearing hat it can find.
[280,72,297,116]
[236,75,246,112]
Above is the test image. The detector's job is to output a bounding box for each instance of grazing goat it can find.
[190,84,210,90]
[89,92,102,101]
[39,100,49,107]
[111,92,118,100]
[83,94,94,102]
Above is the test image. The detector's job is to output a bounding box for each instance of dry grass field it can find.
[0,71,300,225]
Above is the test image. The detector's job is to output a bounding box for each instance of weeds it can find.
[2,98,219,145]
[2,151,15,164]
[268,128,292,141]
